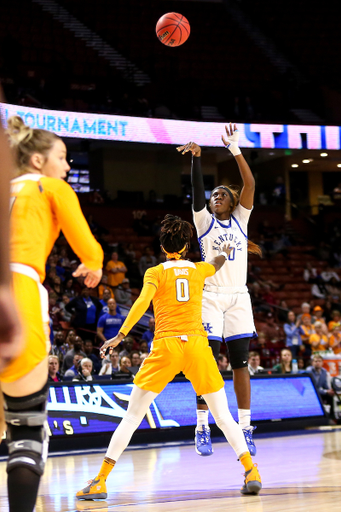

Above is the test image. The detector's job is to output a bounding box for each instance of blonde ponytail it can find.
[6,116,59,176]
[6,116,34,147]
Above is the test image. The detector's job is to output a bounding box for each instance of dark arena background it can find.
[1,1,341,511]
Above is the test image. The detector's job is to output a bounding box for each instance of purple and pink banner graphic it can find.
[1,102,340,150]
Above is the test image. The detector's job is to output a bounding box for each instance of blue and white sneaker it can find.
[242,426,257,456]
[195,426,213,456]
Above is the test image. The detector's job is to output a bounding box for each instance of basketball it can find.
[156,13,190,47]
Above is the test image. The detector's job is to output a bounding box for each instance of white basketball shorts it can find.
[201,288,256,342]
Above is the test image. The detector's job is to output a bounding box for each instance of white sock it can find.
[106,385,157,462]
[196,409,209,431]
[203,388,248,458]
[238,409,251,429]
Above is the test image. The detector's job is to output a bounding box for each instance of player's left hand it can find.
[221,123,239,147]
[100,333,125,358]
[73,264,102,288]
[176,142,201,157]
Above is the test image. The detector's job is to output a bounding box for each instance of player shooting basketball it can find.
[177,123,261,457]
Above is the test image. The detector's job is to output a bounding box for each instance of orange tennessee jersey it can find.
[10,174,103,282]
[144,259,215,338]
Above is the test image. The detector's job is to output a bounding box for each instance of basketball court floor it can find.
[1,429,341,511]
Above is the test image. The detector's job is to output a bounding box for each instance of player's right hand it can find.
[100,333,125,358]
[176,142,201,157]
[72,264,102,288]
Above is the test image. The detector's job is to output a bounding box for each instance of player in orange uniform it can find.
[0,116,103,512]
[77,214,261,500]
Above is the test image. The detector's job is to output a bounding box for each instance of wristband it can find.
[219,251,228,260]
[225,143,241,157]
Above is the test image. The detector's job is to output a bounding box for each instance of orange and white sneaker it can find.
[240,464,262,495]
[76,476,107,500]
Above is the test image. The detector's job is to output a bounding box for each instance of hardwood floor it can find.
[1,430,341,511]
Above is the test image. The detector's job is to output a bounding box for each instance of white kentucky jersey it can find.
[193,203,252,289]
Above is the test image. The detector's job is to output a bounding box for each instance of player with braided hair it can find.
[177,123,261,457]
[77,213,262,500]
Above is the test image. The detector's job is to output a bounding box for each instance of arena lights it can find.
[337,164,341,168]
[291,164,299,168]
[1,102,341,150]
[302,159,311,163]
[320,152,328,157]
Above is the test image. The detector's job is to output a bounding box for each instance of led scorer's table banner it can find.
[47,375,324,438]
[1,103,340,149]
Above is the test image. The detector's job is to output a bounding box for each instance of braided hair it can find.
[160,214,193,256]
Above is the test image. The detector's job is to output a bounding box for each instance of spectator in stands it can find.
[99,288,113,316]
[96,298,125,344]
[309,322,329,353]
[50,330,68,368]
[46,254,65,280]
[49,292,63,332]
[306,355,335,411]
[114,278,132,306]
[277,300,290,323]
[138,247,157,277]
[65,329,77,350]
[58,247,71,270]
[311,279,328,299]
[316,241,331,262]
[98,274,114,299]
[112,356,133,379]
[262,312,284,345]
[48,355,62,382]
[106,251,127,288]
[312,306,328,335]
[99,349,120,376]
[130,351,141,369]
[50,275,64,298]
[296,303,315,325]
[248,352,264,375]
[64,353,84,378]
[140,352,149,364]
[217,354,230,372]
[321,266,340,283]
[59,293,73,323]
[328,310,341,332]
[141,317,155,350]
[62,336,86,373]
[65,287,103,339]
[272,348,292,374]
[73,358,95,382]
[139,340,149,354]
[84,339,101,374]
[303,262,319,283]
[284,311,303,358]
[329,324,341,354]
[297,357,306,371]
[299,315,315,358]
[64,277,77,297]
[119,336,134,358]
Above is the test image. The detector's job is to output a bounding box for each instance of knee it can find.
[228,338,250,370]
[4,382,49,476]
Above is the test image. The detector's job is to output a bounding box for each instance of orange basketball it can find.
[156,13,190,47]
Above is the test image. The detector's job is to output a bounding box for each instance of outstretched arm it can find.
[100,281,157,356]
[208,244,232,272]
[177,142,205,212]
[222,123,255,210]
